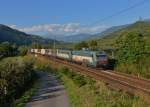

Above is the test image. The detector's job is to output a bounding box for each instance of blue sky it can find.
[0,0,150,35]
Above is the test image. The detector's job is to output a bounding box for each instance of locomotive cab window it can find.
[96,54,107,58]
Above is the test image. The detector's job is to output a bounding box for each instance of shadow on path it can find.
[25,72,70,107]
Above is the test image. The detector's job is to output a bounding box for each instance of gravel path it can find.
[25,72,70,107]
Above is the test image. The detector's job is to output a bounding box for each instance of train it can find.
[30,48,108,68]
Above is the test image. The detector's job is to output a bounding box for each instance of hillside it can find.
[0,24,55,45]
[91,24,129,39]
[94,21,150,49]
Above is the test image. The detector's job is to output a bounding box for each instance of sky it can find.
[0,0,150,36]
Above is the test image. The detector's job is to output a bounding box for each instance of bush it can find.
[0,42,18,58]
[0,57,37,107]
[60,66,87,87]
[18,46,28,56]
[73,75,87,87]
[116,32,145,63]
[115,32,150,78]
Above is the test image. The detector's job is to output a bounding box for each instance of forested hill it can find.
[0,24,55,45]
[95,21,150,49]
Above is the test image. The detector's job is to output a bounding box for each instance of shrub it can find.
[18,46,28,56]
[0,57,37,107]
[59,66,87,87]
[115,32,150,78]
[72,75,87,87]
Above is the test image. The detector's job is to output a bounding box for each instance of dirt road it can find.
[25,72,70,107]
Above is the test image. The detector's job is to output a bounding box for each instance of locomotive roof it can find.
[72,50,106,56]
[56,49,106,56]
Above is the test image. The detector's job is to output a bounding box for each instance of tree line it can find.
[0,42,28,59]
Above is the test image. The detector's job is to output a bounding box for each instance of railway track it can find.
[38,54,150,96]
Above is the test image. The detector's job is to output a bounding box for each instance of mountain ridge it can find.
[0,24,55,45]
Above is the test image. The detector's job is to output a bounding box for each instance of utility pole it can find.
[53,35,56,57]
[53,35,56,65]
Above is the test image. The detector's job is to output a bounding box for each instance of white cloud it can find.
[9,24,17,28]
[8,23,108,35]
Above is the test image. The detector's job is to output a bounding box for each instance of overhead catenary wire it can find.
[86,0,149,26]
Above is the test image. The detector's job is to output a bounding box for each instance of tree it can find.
[116,32,145,63]
[0,42,18,57]
[74,41,89,50]
[18,46,28,56]
[89,40,98,50]
[31,42,42,49]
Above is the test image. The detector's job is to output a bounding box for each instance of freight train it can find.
[31,49,108,68]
